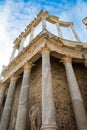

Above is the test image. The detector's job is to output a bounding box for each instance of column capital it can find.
[41,46,50,55]
[61,56,72,63]
[0,84,6,90]
[55,22,59,25]
[69,23,73,28]
[24,61,33,70]
[30,26,35,31]
[21,37,26,41]
[10,74,19,81]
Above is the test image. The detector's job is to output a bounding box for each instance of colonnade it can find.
[0,47,87,130]
[9,16,80,63]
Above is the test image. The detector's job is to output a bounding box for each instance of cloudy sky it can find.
[0,0,87,74]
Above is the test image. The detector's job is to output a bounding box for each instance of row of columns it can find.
[9,17,80,63]
[0,48,87,130]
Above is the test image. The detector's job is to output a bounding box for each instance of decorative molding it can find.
[41,44,50,54]
[1,32,87,83]
[10,74,19,81]
[61,56,72,63]
[74,45,83,51]
[24,61,33,70]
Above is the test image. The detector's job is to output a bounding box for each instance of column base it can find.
[41,125,57,130]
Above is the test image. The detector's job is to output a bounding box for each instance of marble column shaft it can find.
[18,37,25,54]
[63,56,87,130]
[42,16,47,30]
[70,25,80,42]
[0,85,5,106]
[0,76,18,130]
[56,23,63,38]
[15,62,32,130]
[10,47,16,62]
[29,27,35,42]
[41,47,57,130]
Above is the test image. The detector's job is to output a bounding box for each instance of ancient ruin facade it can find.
[0,10,87,130]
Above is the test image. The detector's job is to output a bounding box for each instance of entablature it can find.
[1,31,87,83]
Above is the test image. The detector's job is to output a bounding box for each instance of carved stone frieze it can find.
[74,45,83,51]
[41,46,50,54]
[1,31,87,83]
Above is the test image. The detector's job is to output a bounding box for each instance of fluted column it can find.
[15,62,32,130]
[0,84,6,106]
[18,37,25,54]
[41,47,57,130]
[29,26,35,42]
[56,22,63,38]
[42,16,47,30]
[9,47,16,62]
[69,25,80,42]
[62,56,87,130]
[0,75,18,130]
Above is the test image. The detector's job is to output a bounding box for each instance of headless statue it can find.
[29,104,40,130]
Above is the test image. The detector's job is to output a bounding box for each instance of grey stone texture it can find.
[0,76,18,130]
[63,57,87,130]
[6,58,87,130]
[41,49,57,129]
[15,62,32,130]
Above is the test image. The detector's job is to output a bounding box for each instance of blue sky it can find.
[0,0,87,74]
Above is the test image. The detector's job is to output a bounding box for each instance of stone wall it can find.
[51,57,77,130]
[7,57,87,130]
[73,63,87,112]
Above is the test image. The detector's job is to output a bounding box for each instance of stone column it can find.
[0,84,6,106]
[41,47,57,130]
[29,26,35,42]
[69,25,80,42]
[0,74,2,81]
[0,75,18,130]
[42,16,47,30]
[62,56,87,130]
[15,62,32,130]
[18,37,25,54]
[9,47,16,62]
[56,22,63,38]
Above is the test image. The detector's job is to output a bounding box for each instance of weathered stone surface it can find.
[51,57,77,130]
[0,76,18,130]
[1,10,87,130]
[41,49,57,128]
[15,62,32,130]
[8,78,22,130]
[0,85,6,106]
[63,56,87,130]
[6,58,87,130]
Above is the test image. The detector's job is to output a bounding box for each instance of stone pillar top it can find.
[30,26,35,30]
[41,46,50,54]
[61,56,72,63]
[10,74,19,81]
[24,61,33,70]
[0,84,6,90]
